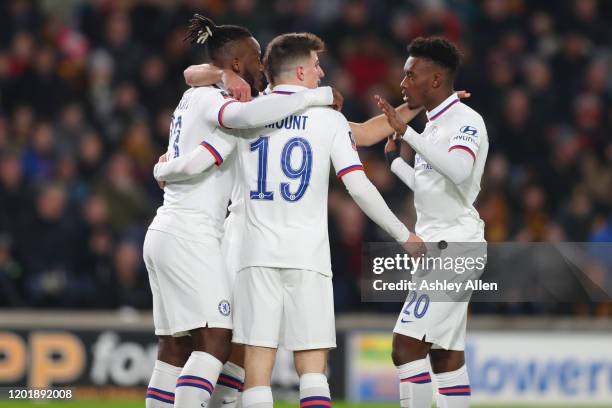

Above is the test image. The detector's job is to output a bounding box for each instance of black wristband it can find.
[385,138,401,166]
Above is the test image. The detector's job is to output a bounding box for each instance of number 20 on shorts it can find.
[402,292,430,320]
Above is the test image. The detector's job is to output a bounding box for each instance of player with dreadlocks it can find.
[143,15,338,408]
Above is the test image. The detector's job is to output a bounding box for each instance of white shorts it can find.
[393,242,486,350]
[232,267,336,351]
[394,297,469,350]
[143,229,232,336]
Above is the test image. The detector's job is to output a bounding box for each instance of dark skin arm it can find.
[375,94,409,135]
[184,63,252,102]
[349,104,421,147]
[352,91,470,147]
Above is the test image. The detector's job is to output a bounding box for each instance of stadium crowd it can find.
[0,0,611,314]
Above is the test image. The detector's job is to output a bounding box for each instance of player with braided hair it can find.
[184,14,265,100]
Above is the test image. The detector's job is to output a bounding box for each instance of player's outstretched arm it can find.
[341,170,425,255]
[342,170,411,242]
[217,87,334,131]
[184,63,252,102]
[332,115,425,255]
[351,91,470,147]
[349,103,422,147]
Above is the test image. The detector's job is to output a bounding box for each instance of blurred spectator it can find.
[325,0,370,53]
[527,11,557,57]
[105,82,147,144]
[75,194,115,308]
[137,54,175,116]
[473,0,522,58]
[560,0,609,46]
[330,197,366,312]
[493,87,546,166]
[516,185,549,241]
[16,184,87,307]
[550,33,590,115]
[17,45,68,118]
[404,0,462,43]
[0,233,25,307]
[111,240,150,309]
[87,50,115,123]
[523,57,557,124]
[104,12,144,82]
[55,103,90,155]
[341,33,391,96]
[0,150,30,236]
[559,186,595,241]
[21,121,56,182]
[121,119,157,178]
[95,153,152,233]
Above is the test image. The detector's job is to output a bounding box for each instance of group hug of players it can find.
[143,14,488,408]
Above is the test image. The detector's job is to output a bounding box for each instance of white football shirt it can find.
[148,85,237,242]
[235,84,364,276]
[405,93,488,242]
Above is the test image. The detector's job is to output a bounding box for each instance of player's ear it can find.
[296,66,305,81]
[231,57,242,74]
[432,72,442,89]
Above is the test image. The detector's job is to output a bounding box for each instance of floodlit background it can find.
[0,0,611,406]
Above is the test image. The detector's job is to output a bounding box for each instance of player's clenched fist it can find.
[375,94,408,136]
[404,233,426,258]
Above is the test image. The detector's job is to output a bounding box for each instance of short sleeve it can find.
[448,122,483,161]
[330,116,364,178]
[200,128,237,166]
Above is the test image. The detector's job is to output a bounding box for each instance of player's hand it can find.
[375,95,407,136]
[404,233,426,258]
[384,133,401,166]
[456,90,471,99]
[331,87,344,112]
[156,153,167,189]
[221,69,252,102]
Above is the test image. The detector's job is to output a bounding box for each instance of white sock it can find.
[209,361,245,408]
[434,365,471,408]
[397,357,433,408]
[175,351,223,408]
[299,373,331,408]
[146,360,181,407]
[242,386,273,408]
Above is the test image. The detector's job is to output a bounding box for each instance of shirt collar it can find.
[271,84,309,94]
[426,93,460,121]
